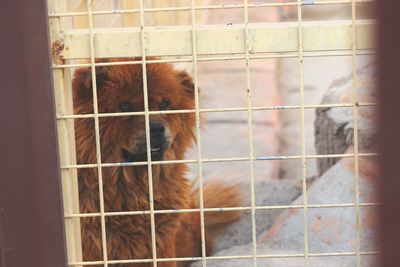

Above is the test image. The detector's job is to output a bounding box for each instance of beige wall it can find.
[61,0,208,29]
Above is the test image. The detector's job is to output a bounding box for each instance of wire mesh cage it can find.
[47,0,378,266]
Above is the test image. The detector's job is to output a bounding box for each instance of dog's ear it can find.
[176,70,199,95]
[72,67,107,99]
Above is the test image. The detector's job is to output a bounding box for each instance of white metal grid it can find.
[48,0,379,266]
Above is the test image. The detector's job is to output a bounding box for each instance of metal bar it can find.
[51,49,377,69]
[190,0,207,266]
[296,0,310,265]
[243,0,257,266]
[59,152,378,170]
[350,0,361,266]
[55,103,378,120]
[63,202,380,219]
[138,1,158,265]
[0,0,67,266]
[57,20,376,59]
[86,1,108,266]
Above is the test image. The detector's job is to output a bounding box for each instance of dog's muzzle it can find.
[122,122,169,162]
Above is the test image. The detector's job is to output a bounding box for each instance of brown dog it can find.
[72,58,242,266]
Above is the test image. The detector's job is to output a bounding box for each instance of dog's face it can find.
[73,60,196,163]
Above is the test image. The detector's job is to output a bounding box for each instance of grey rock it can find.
[259,157,378,252]
[191,157,379,267]
[187,180,301,267]
[192,245,376,267]
[211,180,301,254]
[315,64,378,176]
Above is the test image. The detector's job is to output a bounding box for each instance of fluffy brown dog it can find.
[72,58,242,267]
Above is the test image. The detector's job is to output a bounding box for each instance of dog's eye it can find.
[119,102,133,112]
[159,99,170,110]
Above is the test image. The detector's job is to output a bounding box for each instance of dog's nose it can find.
[150,122,165,136]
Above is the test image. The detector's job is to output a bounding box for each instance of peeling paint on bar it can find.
[256,156,288,160]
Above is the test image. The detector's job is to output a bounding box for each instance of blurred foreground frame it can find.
[0,0,67,267]
[378,0,400,266]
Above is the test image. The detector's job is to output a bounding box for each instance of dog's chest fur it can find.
[78,163,191,261]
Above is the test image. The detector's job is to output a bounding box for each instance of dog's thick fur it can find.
[72,58,242,266]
